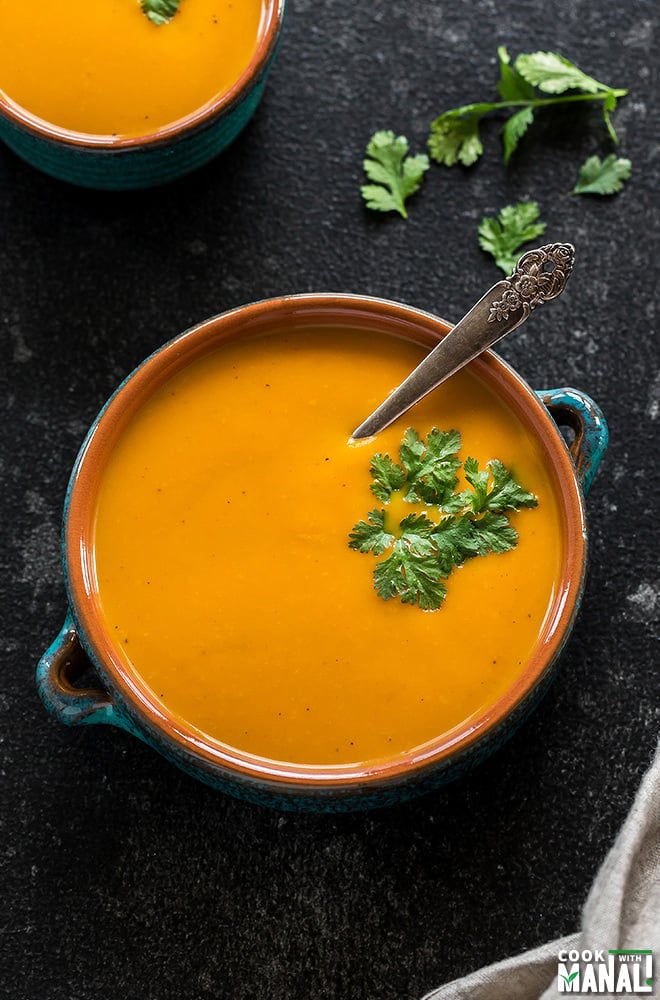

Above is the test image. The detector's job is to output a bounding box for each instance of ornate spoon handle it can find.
[352,242,575,439]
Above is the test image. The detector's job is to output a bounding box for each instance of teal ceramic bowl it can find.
[36,295,609,811]
[0,0,285,190]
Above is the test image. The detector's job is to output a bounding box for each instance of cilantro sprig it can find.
[361,130,430,218]
[140,0,180,26]
[349,429,537,610]
[429,47,627,166]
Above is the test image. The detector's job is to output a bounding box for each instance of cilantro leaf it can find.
[471,512,519,555]
[431,516,481,574]
[463,456,490,512]
[572,154,632,195]
[514,51,608,95]
[425,428,463,464]
[369,453,407,503]
[398,513,441,556]
[350,428,538,611]
[501,107,534,163]
[465,457,538,513]
[497,46,536,102]
[348,509,394,555]
[483,459,538,511]
[361,130,429,218]
[428,106,488,166]
[439,489,475,514]
[399,428,461,504]
[140,0,180,25]
[374,541,448,611]
[398,428,427,480]
[478,201,547,274]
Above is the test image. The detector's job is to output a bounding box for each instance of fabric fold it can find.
[423,742,660,1000]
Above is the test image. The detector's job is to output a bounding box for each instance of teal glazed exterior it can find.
[0,0,285,190]
[36,295,609,811]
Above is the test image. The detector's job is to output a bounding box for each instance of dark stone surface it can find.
[1,1,658,998]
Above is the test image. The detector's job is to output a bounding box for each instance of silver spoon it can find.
[351,242,575,439]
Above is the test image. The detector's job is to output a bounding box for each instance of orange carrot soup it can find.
[92,329,563,766]
[0,0,265,137]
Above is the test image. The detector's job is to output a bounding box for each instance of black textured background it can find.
[1,2,659,999]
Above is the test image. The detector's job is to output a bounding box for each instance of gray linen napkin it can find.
[422,742,660,1000]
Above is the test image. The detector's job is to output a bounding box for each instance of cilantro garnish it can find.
[349,429,537,610]
[370,428,462,506]
[428,47,627,166]
[140,0,180,26]
[572,154,632,195]
[477,201,547,274]
[361,130,430,218]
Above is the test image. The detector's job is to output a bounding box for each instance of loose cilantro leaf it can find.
[572,154,632,195]
[426,48,627,166]
[350,428,538,610]
[361,130,429,218]
[140,0,180,25]
[478,201,547,274]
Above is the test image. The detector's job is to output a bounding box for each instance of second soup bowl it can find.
[0,0,285,188]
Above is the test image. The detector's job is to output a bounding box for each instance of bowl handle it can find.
[37,612,136,733]
[536,387,609,495]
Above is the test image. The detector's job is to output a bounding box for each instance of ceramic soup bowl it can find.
[37,294,608,811]
[0,0,285,189]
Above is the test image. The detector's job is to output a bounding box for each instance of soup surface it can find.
[0,0,264,137]
[92,328,563,766]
